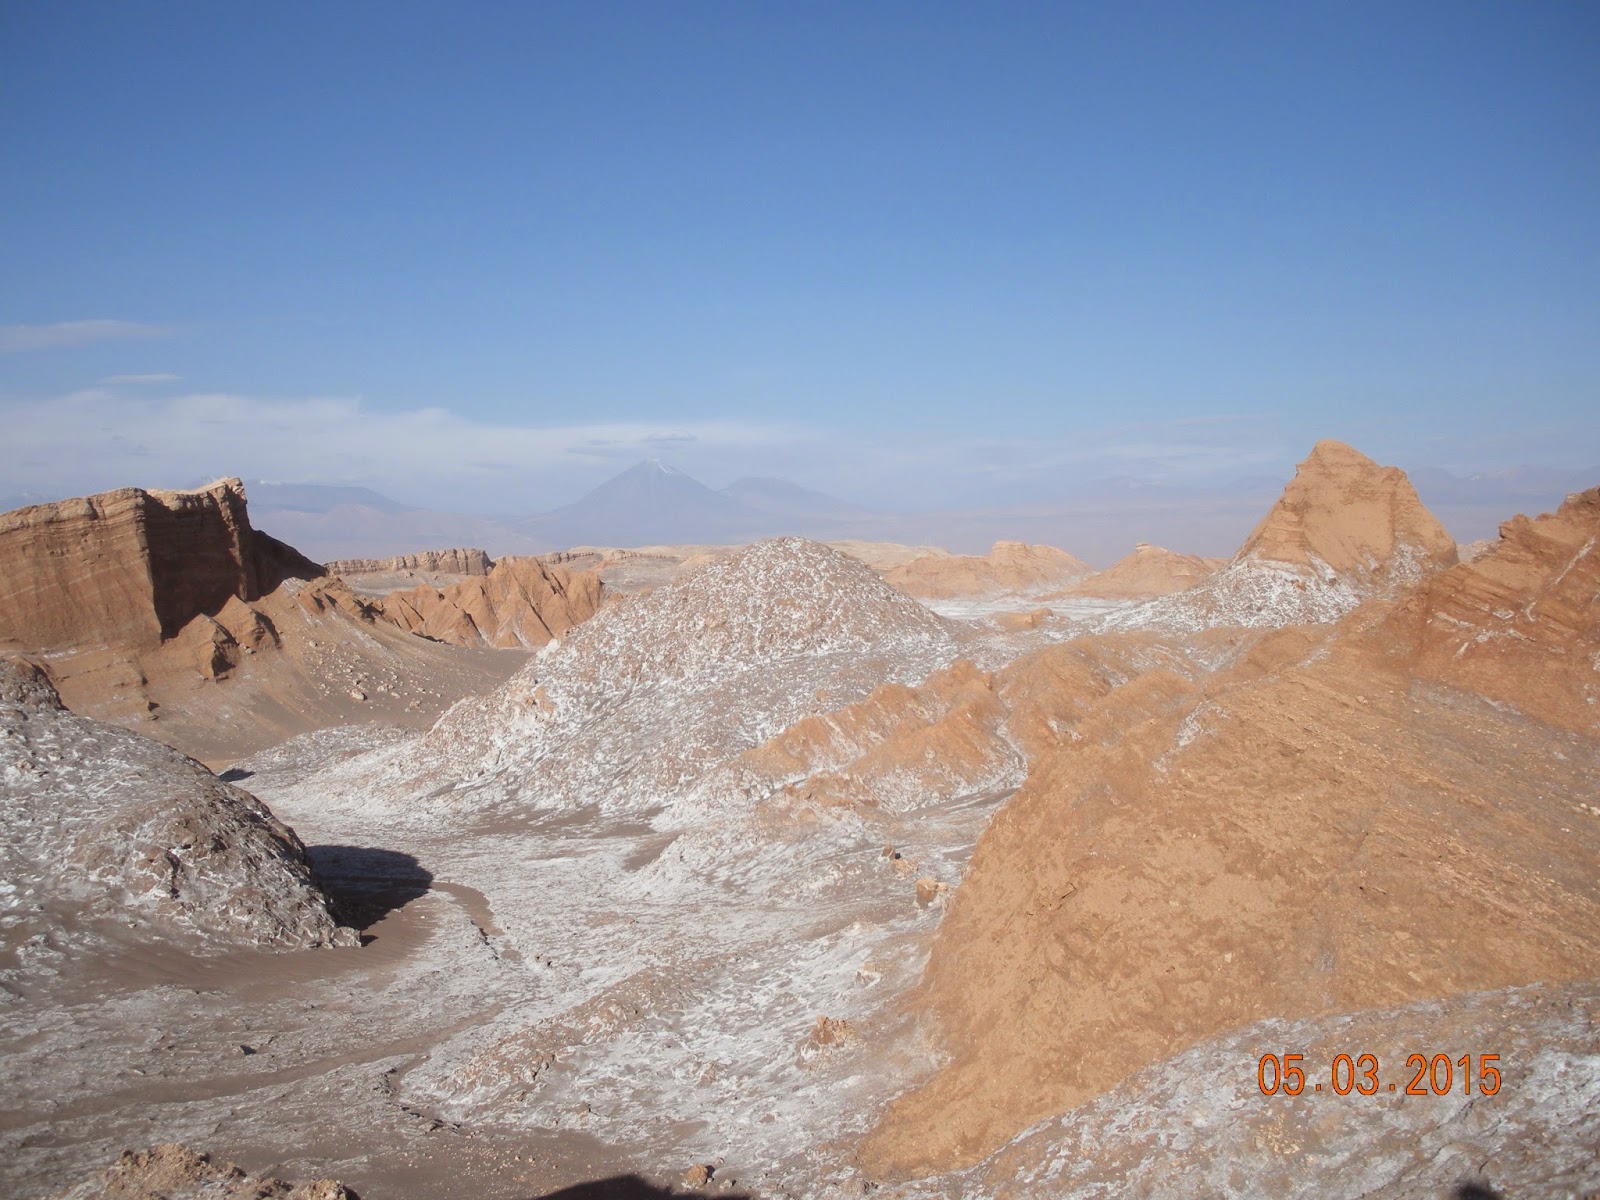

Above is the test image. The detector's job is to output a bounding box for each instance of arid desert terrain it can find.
[1,441,1596,1200]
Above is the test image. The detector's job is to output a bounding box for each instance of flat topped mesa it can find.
[0,479,322,650]
[325,547,493,577]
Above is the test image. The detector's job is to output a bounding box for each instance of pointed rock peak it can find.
[1304,438,1379,468]
[1236,441,1457,580]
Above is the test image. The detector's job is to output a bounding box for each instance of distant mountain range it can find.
[245,460,895,562]
[146,458,1600,565]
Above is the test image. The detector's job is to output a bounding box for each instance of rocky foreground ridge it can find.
[0,657,353,958]
[55,1143,351,1200]
[862,485,1600,1176]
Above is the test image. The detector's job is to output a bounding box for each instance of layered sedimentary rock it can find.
[861,489,1600,1177]
[375,555,604,649]
[0,484,545,761]
[325,547,492,577]
[0,657,353,951]
[0,480,322,650]
[885,540,1094,599]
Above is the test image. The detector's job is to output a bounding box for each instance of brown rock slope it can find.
[1057,543,1223,599]
[375,555,604,648]
[0,657,353,952]
[718,632,1219,815]
[886,541,1094,600]
[861,488,1600,1177]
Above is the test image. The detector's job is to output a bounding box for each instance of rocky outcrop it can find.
[1105,441,1459,630]
[885,541,1094,599]
[0,657,354,952]
[0,484,543,762]
[375,556,604,649]
[56,1143,351,1200]
[861,486,1600,1177]
[1392,485,1600,736]
[326,546,492,576]
[959,980,1600,1199]
[0,479,322,651]
[1058,543,1222,599]
[295,538,961,819]
[1237,439,1458,581]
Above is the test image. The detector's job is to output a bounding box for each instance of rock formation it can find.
[1058,543,1222,599]
[375,555,603,649]
[285,538,961,818]
[861,488,1600,1177]
[326,546,492,576]
[1104,441,1459,630]
[0,485,551,762]
[827,541,955,571]
[1237,438,1459,580]
[55,1143,351,1200]
[885,541,1094,599]
[0,657,353,952]
[718,631,1205,816]
[0,479,322,650]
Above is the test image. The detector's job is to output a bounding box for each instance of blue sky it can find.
[2,1,1596,513]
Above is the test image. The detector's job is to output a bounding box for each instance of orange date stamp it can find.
[1257,1052,1502,1097]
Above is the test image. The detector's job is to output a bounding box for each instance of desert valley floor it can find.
[1,442,1597,1200]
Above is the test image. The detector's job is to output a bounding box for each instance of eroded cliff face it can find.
[374,556,604,649]
[0,479,322,650]
[325,547,492,577]
[0,484,536,763]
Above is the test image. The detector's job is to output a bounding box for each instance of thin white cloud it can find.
[0,320,178,353]
[99,372,182,385]
[0,386,1303,515]
[0,389,816,511]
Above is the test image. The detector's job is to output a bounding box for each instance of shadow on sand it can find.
[1453,1186,1505,1200]
[534,1177,751,1199]
[305,844,433,933]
